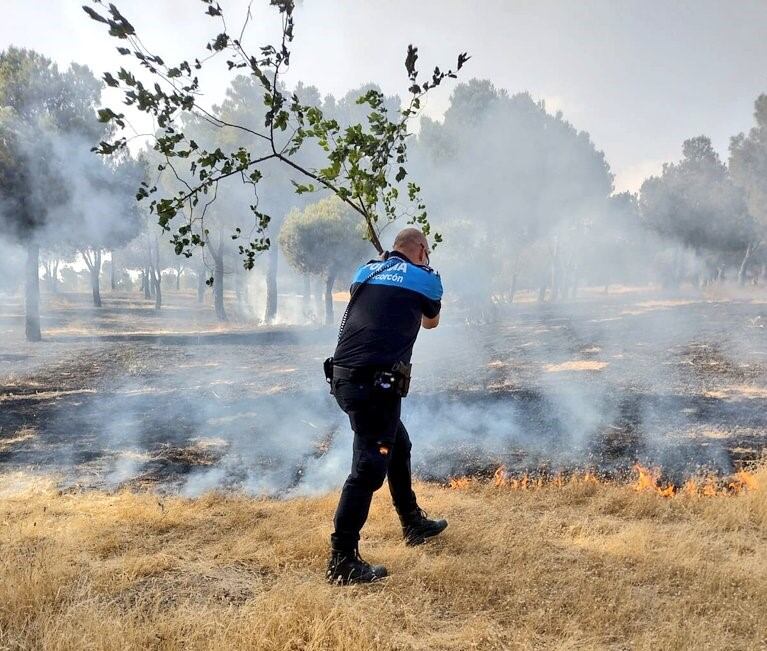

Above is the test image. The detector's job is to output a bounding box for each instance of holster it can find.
[323,357,335,393]
[373,361,412,398]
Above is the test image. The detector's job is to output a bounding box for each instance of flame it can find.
[728,469,759,493]
[450,464,760,497]
[493,467,534,490]
[498,469,598,489]
[681,479,698,497]
[493,467,600,490]
[701,479,718,497]
[679,477,718,497]
[581,472,600,485]
[632,464,675,497]
[657,483,675,498]
[510,474,530,490]
[448,476,471,490]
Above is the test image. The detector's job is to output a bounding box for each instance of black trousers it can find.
[331,377,418,551]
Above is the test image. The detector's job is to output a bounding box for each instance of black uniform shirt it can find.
[333,251,443,368]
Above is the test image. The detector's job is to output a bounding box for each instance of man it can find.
[326,227,448,585]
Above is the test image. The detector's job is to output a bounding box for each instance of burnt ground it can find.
[0,288,766,493]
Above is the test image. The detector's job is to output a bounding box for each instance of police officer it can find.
[326,227,447,585]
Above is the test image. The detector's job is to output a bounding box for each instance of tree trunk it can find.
[303,274,311,312]
[197,266,206,303]
[234,263,245,310]
[42,261,50,293]
[42,260,57,294]
[52,260,59,294]
[265,245,278,324]
[509,273,518,304]
[90,250,102,308]
[738,243,753,287]
[25,243,41,342]
[569,274,579,299]
[176,267,181,291]
[549,238,560,302]
[144,266,152,299]
[152,238,162,310]
[673,248,683,288]
[151,265,162,309]
[213,238,227,322]
[313,276,324,318]
[110,250,117,291]
[324,271,336,326]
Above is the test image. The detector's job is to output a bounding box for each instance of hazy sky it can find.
[2,0,766,192]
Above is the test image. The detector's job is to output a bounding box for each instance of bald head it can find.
[392,227,429,264]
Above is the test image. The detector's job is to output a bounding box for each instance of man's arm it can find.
[419,268,442,329]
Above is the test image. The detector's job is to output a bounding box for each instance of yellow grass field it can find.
[1,468,766,651]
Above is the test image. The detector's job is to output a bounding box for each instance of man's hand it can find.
[422,314,440,329]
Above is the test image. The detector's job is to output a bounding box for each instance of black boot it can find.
[401,507,448,546]
[326,547,388,585]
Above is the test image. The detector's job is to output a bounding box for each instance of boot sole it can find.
[328,572,388,586]
[405,521,448,546]
[327,567,389,585]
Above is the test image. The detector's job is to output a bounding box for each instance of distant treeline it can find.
[2,47,766,340]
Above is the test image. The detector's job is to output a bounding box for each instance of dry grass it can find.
[1,470,766,651]
[544,361,608,373]
[0,428,37,453]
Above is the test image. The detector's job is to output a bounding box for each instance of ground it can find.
[2,473,766,650]
[0,287,766,649]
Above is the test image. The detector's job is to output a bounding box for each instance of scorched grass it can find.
[0,469,766,650]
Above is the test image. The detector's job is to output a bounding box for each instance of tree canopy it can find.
[279,196,369,278]
[279,196,370,324]
[640,136,755,256]
[730,94,767,246]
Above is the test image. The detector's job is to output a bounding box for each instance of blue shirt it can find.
[333,251,443,368]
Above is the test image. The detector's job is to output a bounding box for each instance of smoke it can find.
[4,267,754,499]
[1,69,764,496]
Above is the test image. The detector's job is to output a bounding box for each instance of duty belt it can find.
[332,365,386,381]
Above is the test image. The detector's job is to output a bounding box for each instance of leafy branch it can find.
[83,0,469,264]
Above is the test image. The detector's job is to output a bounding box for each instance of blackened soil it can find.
[1,290,766,492]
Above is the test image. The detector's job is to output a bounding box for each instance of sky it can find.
[1,0,766,192]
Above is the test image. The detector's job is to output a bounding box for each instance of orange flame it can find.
[681,479,698,497]
[632,464,676,497]
[450,464,760,497]
[701,479,718,497]
[510,474,530,490]
[581,472,600,485]
[492,467,537,490]
[728,469,759,494]
[448,476,471,490]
